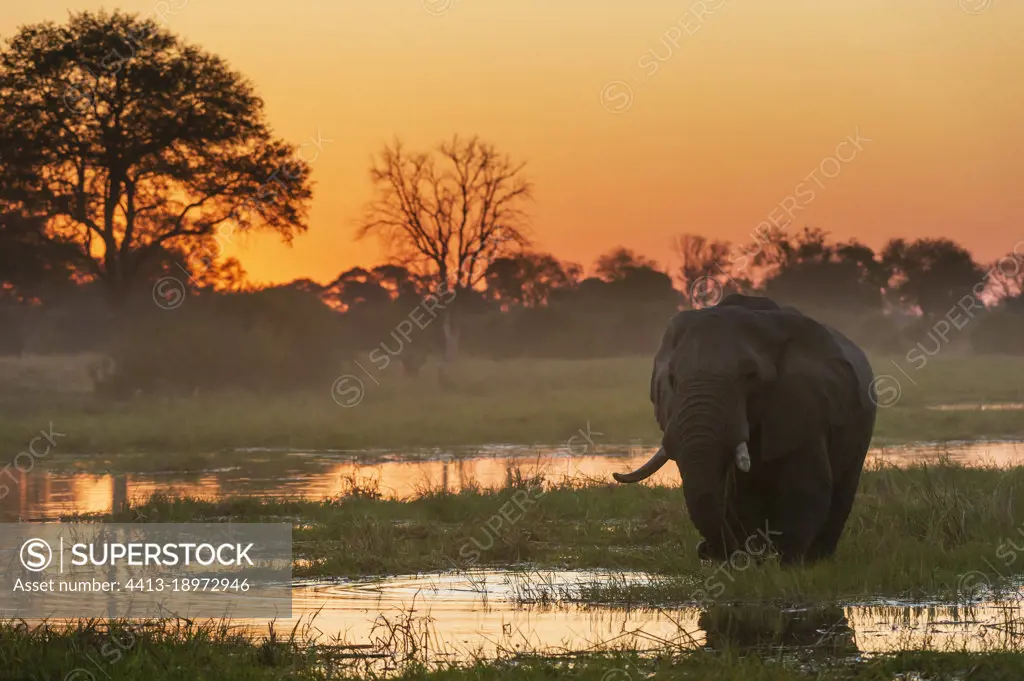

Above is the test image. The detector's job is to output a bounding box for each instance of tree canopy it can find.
[0,10,312,303]
[882,238,985,318]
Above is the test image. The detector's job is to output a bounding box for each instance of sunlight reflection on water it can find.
[251,570,1024,661]
[926,403,1024,412]
[2,440,1022,521]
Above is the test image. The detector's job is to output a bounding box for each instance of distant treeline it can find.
[2,12,1022,395]
[1,228,1023,395]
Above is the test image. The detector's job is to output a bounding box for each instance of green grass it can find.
[0,619,340,681]
[2,355,1024,460]
[84,462,1024,603]
[2,618,1023,681]
[0,352,107,394]
[5,355,1024,680]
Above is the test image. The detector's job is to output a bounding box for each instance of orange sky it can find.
[3,0,1022,285]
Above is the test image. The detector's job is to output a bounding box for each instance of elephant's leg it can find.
[806,459,865,562]
[724,479,770,557]
[695,487,765,562]
[696,538,723,561]
[766,444,832,564]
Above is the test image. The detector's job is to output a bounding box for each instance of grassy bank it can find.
[2,618,1022,681]
[3,354,1024,459]
[88,462,1024,602]
[0,619,336,681]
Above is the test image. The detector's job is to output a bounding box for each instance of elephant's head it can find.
[613,294,857,557]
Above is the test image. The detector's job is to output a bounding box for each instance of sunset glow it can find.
[2,0,1021,285]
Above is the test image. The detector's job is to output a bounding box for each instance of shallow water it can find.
[263,570,1023,661]
[927,403,1024,411]
[6,569,1022,663]
[2,441,1022,521]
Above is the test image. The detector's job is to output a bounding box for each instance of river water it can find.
[3,442,1023,663]
[2,440,1021,521]
[277,570,1024,661]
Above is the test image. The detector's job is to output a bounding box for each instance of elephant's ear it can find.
[758,311,859,462]
[650,320,677,432]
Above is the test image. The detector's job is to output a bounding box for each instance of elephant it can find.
[613,294,877,564]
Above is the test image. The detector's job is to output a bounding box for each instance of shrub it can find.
[971,308,1024,354]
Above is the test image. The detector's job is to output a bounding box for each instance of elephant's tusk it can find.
[735,442,751,472]
[613,446,671,483]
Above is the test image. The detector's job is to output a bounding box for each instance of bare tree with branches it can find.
[358,135,532,359]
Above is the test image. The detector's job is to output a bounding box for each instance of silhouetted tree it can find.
[594,247,657,282]
[735,224,791,280]
[148,244,249,293]
[0,10,313,305]
[751,226,826,276]
[484,251,578,308]
[986,250,1024,306]
[281,278,325,296]
[321,265,427,312]
[881,238,983,318]
[762,230,885,314]
[358,135,532,359]
[323,267,391,311]
[674,233,742,306]
[194,257,247,292]
[0,211,79,302]
[591,247,677,304]
[371,264,427,302]
[971,251,1024,353]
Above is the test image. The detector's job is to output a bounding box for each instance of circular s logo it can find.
[959,0,993,15]
[152,277,186,310]
[64,670,97,681]
[957,570,991,600]
[689,276,724,309]
[422,0,456,15]
[20,538,53,572]
[600,670,633,681]
[600,81,634,114]
[869,375,902,409]
[332,374,365,408]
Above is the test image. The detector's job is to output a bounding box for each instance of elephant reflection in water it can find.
[698,605,857,656]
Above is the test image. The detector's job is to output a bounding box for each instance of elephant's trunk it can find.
[667,379,748,558]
